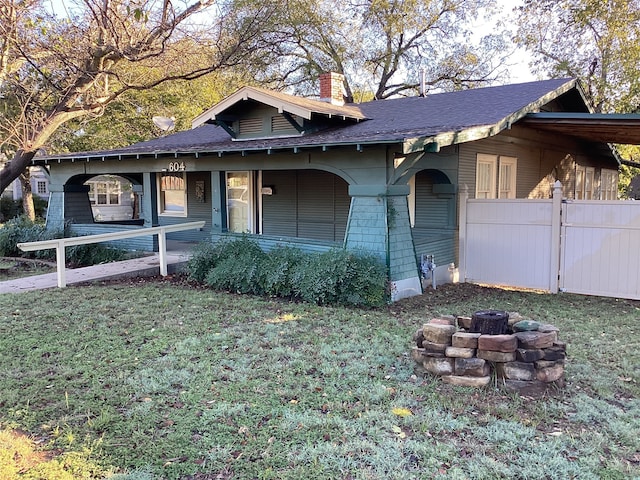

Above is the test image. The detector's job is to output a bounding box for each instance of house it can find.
[32,74,625,300]
[0,163,50,202]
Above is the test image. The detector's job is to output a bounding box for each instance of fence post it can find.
[458,184,469,283]
[56,241,67,288]
[158,227,168,276]
[549,180,563,293]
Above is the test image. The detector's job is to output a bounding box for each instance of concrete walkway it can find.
[0,244,194,294]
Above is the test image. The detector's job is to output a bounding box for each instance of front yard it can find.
[0,280,638,479]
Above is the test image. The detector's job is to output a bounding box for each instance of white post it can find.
[549,180,563,294]
[158,227,168,276]
[56,242,66,288]
[458,184,469,283]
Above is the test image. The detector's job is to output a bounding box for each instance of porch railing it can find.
[17,221,205,288]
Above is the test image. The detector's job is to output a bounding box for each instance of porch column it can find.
[45,183,65,231]
[141,172,158,227]
[345,185,422,301]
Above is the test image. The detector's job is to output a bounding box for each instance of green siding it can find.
[158,172,212,242]
[412,169,456,268]
[262,170,349,242]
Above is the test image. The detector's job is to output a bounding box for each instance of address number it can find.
[168,162,186,172]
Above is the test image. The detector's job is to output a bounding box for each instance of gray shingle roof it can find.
[40,78,579,161]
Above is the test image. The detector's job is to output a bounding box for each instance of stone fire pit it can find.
[411,311,566,396]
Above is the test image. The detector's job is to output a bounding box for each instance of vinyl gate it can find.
[460,181,640,300]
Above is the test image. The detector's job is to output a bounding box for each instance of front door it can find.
[226,171,254,233]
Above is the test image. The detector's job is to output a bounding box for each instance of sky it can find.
[44,0,537,84]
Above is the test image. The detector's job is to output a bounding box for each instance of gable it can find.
[192,86,367,140]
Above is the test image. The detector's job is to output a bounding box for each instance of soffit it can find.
[520,113,640,145]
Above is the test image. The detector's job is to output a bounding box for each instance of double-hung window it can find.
[600,169,618,200]
[575,166,595,199]
[476,154,517,199]
[159,172,187,215]
[88,180,121,205]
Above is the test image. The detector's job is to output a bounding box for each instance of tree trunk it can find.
[0,149,37,195]
[19,170,36,221]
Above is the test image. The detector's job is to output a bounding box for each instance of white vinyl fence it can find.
[459,181,640,300]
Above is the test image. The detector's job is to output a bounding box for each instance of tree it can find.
[51,60,256,153]
[514,0,640,113]
[0,0,279,218]
[260,0,512,101]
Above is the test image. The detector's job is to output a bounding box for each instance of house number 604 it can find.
[168,162,186,172]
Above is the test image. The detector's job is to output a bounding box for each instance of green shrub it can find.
[0,196,48,222]
[65,243,129,268]
[187,238,389,307]
[290,249,388,306]
[0,197,21,222]
[262,246,305,298]
[0,216,59,259]
[336,250,388,307]
[203,237,266,294]
[186,242,219,282]
[0,216,127,267]
[187,236,264,284]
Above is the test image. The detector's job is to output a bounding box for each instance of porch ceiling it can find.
[520,113,640,145]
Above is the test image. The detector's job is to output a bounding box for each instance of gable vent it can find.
[238,118,263,135]
[271,115,298,132]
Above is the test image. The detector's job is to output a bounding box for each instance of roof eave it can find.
[32,139,404,164]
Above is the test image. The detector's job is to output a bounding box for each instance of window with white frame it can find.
[575,166,595,199]
[159,172,187,215]
[87,180,121,205]
[36,181,47,195]
[600,169,618,200]
[476,154,517,199]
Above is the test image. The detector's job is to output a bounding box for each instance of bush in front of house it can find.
[0,216,58,259]
[0,196,48,222]
[0,216,128,267]
[187,237,389,307]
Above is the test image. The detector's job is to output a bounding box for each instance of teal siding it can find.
[388,196,420,281]
[345,196,387,260]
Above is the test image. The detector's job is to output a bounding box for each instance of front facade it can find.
[34,76,621,300]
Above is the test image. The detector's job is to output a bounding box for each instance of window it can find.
[476,154,496,199]
[575,166,595,199]
[601,169,618,200]
[36,181,47,195]
[87,180,121,205]
[498,157,517,199]
[475,154,517,199]
[159,172,186,215]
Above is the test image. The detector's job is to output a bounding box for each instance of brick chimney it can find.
[319,72,346,105]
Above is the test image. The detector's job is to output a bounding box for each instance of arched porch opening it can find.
[64,174,143,226]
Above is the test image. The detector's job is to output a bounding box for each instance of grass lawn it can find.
[0,279,639,479]
[0,257,55,280]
